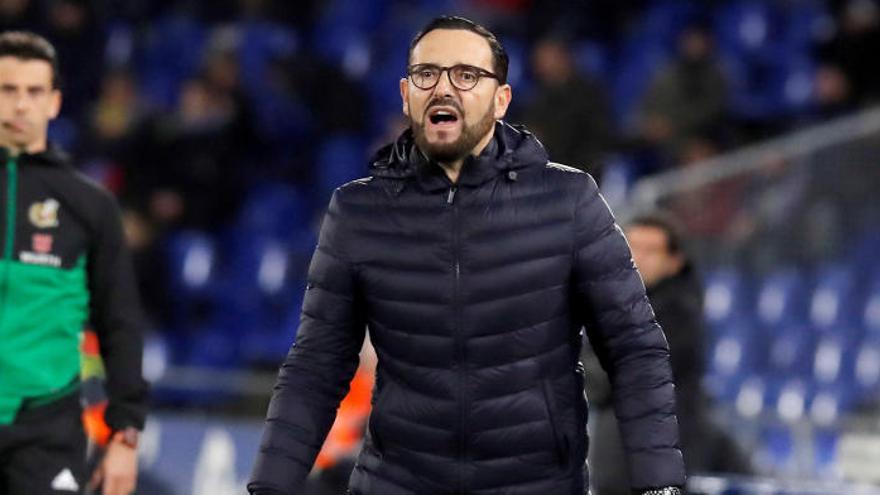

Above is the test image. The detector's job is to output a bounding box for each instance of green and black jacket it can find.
[0,146,148,430]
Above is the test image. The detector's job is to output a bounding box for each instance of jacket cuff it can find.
[104,401,148,431]
[628,449,686,491]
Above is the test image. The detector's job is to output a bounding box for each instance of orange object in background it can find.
[314,367,375,470]
[83,402,112,446]
[81,329,112,447]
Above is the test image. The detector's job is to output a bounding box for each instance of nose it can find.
[14,94,29,112]
[432,68,456,96]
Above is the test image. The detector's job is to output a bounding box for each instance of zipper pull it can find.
[447,186,457,205]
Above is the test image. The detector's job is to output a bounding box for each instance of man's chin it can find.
[424,127,462,144]
[422,144,468,164]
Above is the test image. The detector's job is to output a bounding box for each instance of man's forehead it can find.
[628,226,669,245]
[411,29,494,69]
[0,57,53,81]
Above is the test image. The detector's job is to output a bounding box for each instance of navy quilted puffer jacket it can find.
[249,122,685,495]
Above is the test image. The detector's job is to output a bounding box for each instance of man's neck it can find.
[439,159,465,184]
[437,126,496,184]
[1,141,46,157]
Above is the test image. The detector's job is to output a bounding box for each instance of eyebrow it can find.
[411,62,493,71]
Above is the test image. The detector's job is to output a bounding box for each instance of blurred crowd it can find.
[2,0,879,357]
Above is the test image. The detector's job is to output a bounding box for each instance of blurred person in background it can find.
[586,212,751,494]
[305,339,377,495]
[124,43,256,232]
[638,23,728,166]
[521,36,613,179]
[818,0,880,104]
[249,15,684,495]
[666,133,744,240]
[0,31,147,495]
[44,0,103,118]
[0,0,42,34]
[810,62,856,121]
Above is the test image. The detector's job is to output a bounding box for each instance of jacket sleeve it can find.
[570,175,685,490]
[248,190,366,495]
[88,194,149,430]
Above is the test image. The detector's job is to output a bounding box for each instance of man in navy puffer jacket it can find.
[249,15,686,495]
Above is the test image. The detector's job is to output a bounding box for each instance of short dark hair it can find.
[628,211,687,256]
[408,16,509,85]
[0,31,59,88]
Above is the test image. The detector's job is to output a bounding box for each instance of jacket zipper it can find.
[0,156,18,327]
[3,157,15,260]
[447,185,466,494]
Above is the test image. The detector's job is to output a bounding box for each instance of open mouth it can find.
[428,107,460,125]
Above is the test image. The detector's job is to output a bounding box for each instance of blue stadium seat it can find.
[639,0,705,51]
[142,331,170,384]
[704,267,752,329]
[47,117,78,152]
[500,36,529,94]
[184,323,244,369]
[775,56,816,116]
[755,269,808,329]
[782,0,833,51]
[596,155,639,211]
[733,374,776,419]
[766,324,817,379]
[219,232,313,307]
[854,336,880,401]
[611,34,672,130]
[714,0,806,120]
[234,182,315,240]
[310,0,388,74]
[238,22,299,94]
[211,219,315,366]
[850,228,880,274]
[713,0,783,59]
[812,428,840,476]
[573,40,611,82]
[318,0,389,32]
[722,54,783,120]
[165,230,219,298]
[250,88,313,146]
[808,385,855,427]
[809,263,859,332]
[862,280,880,337]
[138,14,207,108]
[706,322,760,403]
[758,422,796,474]
[772,378,810,423]
[310,24,371,77]
[238,288,305,365]
[314,135,369,201]
[811,333,859,389]
[162,231,221,340]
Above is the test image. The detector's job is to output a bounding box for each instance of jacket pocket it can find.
[540,379,570,467]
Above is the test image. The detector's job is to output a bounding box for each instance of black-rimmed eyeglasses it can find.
[407,64,500,91]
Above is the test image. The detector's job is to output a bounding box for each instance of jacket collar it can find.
[0,144,69,167]
[369,121,549,193]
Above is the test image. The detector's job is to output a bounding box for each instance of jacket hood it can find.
[368,121,549,192]
[0,144,70,167]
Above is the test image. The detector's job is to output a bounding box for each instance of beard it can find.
[411,99,496,164]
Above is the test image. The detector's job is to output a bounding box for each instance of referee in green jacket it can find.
[0,31,148,495]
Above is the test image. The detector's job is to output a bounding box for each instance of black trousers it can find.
[0,392,86,495]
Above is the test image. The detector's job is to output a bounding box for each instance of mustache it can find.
[425,97,464,116]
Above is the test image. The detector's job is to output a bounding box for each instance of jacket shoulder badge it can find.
[28,198,60,228]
